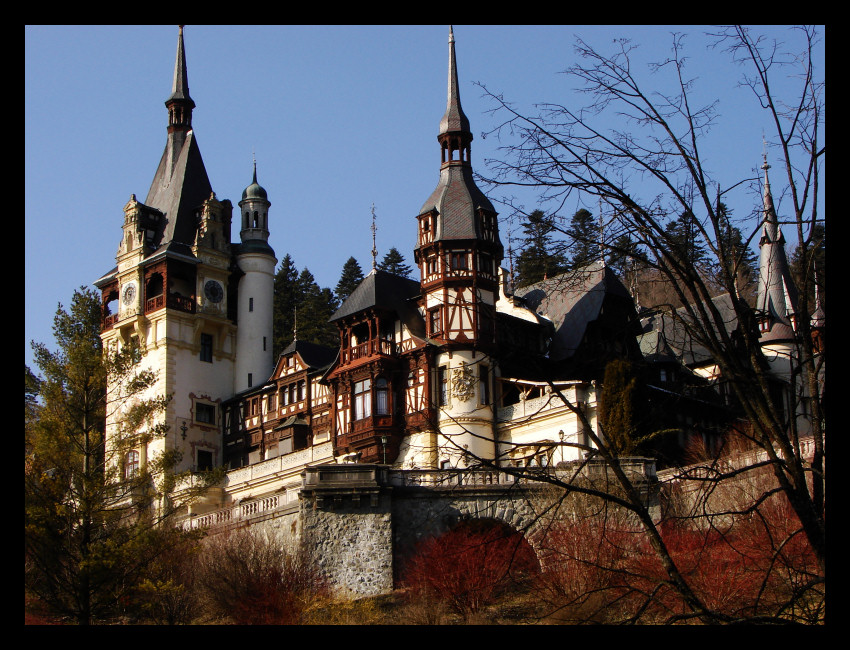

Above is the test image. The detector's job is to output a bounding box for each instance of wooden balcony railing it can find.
[340,339,395,365]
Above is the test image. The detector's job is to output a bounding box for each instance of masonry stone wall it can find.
[194,460,660,598]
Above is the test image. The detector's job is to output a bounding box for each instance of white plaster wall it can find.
[234,252,275,393]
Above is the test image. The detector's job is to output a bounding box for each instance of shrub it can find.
[195,527,326,625]
[401,519,538,620]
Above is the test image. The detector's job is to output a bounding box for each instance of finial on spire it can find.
[439,25,470,137]
[252,149,258,184]
[293,305,298,342]
[371,204,378,271]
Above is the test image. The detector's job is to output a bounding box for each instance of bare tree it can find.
[460,25,824,623]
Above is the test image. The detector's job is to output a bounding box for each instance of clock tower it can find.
[95,26,239,479]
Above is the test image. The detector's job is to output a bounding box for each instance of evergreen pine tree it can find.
[790,222,825,315]
[664,210,707,268]
[272,254,300,358]
[295,268,339,349]
[514,209,567,287]
[335,257,364,303]
[566,208,601,270]
[716,202,758,288]
[378,247,413,278]
[26,288,201,625]
[598,358,640,457]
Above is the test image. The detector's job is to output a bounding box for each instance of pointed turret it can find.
[166,25,195,134]
[145,25,213,256]
[439,26,471,138]
[416,26,501,261]
[756,154,798,343]
[235,159,276,393]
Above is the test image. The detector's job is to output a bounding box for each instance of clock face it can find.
[204,280,224,303]
[122,282,137,306]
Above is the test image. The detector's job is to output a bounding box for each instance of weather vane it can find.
[371,203,378,271]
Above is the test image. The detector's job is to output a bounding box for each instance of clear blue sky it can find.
[25,25,824,370]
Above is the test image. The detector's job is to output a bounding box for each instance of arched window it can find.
[375,378,389,415]
[125,450,139,479]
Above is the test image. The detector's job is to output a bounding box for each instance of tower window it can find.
[249,297,254,312]
[200,333,213,363]
[248,373,253,388]
[450,252,468,270]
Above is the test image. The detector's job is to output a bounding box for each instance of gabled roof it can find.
[279,339,338,373]
[330,269,423,334]
[518,260,634,362]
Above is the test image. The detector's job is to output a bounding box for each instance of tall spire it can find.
[166,25,195,134]
[756,150,798,342]
[439,26,471,137]
[145,25,212,255]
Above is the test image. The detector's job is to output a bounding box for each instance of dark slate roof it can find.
[637,328,679,364]
[144,130,213,257]
[416,164,497,248]
[330,269,423,334]
[280,339,338,372]
[639,292,740,368]
[517,261,633,362]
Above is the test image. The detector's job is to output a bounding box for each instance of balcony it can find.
[339,338,395,366]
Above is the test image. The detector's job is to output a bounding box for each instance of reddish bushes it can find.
[401,519,539,619]
[535,494,822,624]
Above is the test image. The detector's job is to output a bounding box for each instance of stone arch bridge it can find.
[189,461,658,597]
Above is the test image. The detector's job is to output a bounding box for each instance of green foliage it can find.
[273,255,339,356]
[25,287,189,625]
[378,246,413,278]
[598,359,639,456]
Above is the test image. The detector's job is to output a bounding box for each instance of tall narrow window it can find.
[480,365,490,406]
[429,308,442,336]
[200,333,213,363]
[375,378,389,415]
[249,297,254,312]
[437,367,448,406]
[353,379,372,420]
[248,373,253,388]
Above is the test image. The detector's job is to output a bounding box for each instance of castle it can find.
[94,26,814,552]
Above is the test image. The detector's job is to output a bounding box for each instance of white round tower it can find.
[234,163,276,393]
